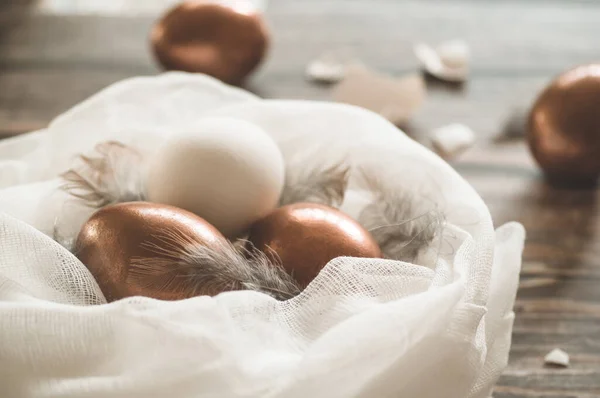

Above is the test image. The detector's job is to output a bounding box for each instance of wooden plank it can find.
[1,0,599,135]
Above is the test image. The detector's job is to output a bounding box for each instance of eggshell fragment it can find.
[430,123,475,159]
[437,40,470,69]
[544,348,569,367]
[332,65,426,125]
[414,40,470,82]
[306,53,347,83]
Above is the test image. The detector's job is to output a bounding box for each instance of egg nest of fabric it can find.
[0,72,524,398]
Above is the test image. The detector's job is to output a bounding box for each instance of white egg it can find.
[145,117,285,238]
[430,123,475,159]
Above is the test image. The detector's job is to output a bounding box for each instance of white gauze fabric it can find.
[0,72,524,398]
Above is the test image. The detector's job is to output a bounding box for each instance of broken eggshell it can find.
[306,57,346,83]
[305,50,357,84]
[331,65,426,126]
[544,348,569,367]
[414,39,470,82]
[430,123,475,160]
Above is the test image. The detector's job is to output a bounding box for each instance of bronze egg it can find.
[528,64,600,186]
[151,1,269,86]
[247,203,382,287]
[74,202,227,302]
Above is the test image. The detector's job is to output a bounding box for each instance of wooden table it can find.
[2,1,600,396]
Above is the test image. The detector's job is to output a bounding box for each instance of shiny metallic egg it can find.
[247,203,382,287]
[151,1,269,86]
[75,202,227,302]
[528,64,600,186]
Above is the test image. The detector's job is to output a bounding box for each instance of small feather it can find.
[280,156,350,208]
[355,167,445,262]
[128,229,301,301]
[59,141,145,208]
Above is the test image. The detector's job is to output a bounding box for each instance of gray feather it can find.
[128,229,301,301]
[280,158,350,208]
[356,168,445,262]
[59,141,146,208]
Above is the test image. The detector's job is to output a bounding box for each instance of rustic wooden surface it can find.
[2,0,600,396]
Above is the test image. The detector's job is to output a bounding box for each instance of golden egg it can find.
[74,202,226,302]
[150,1,269,86]
[247,203,382,287]
[528,64,600,186]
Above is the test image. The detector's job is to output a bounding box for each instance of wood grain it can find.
[2,1,600,396]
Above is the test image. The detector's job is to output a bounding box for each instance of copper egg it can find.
[74,202,227,302]
[151,1,269,86]
[528,64,600,186]
[247,203,382,287]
